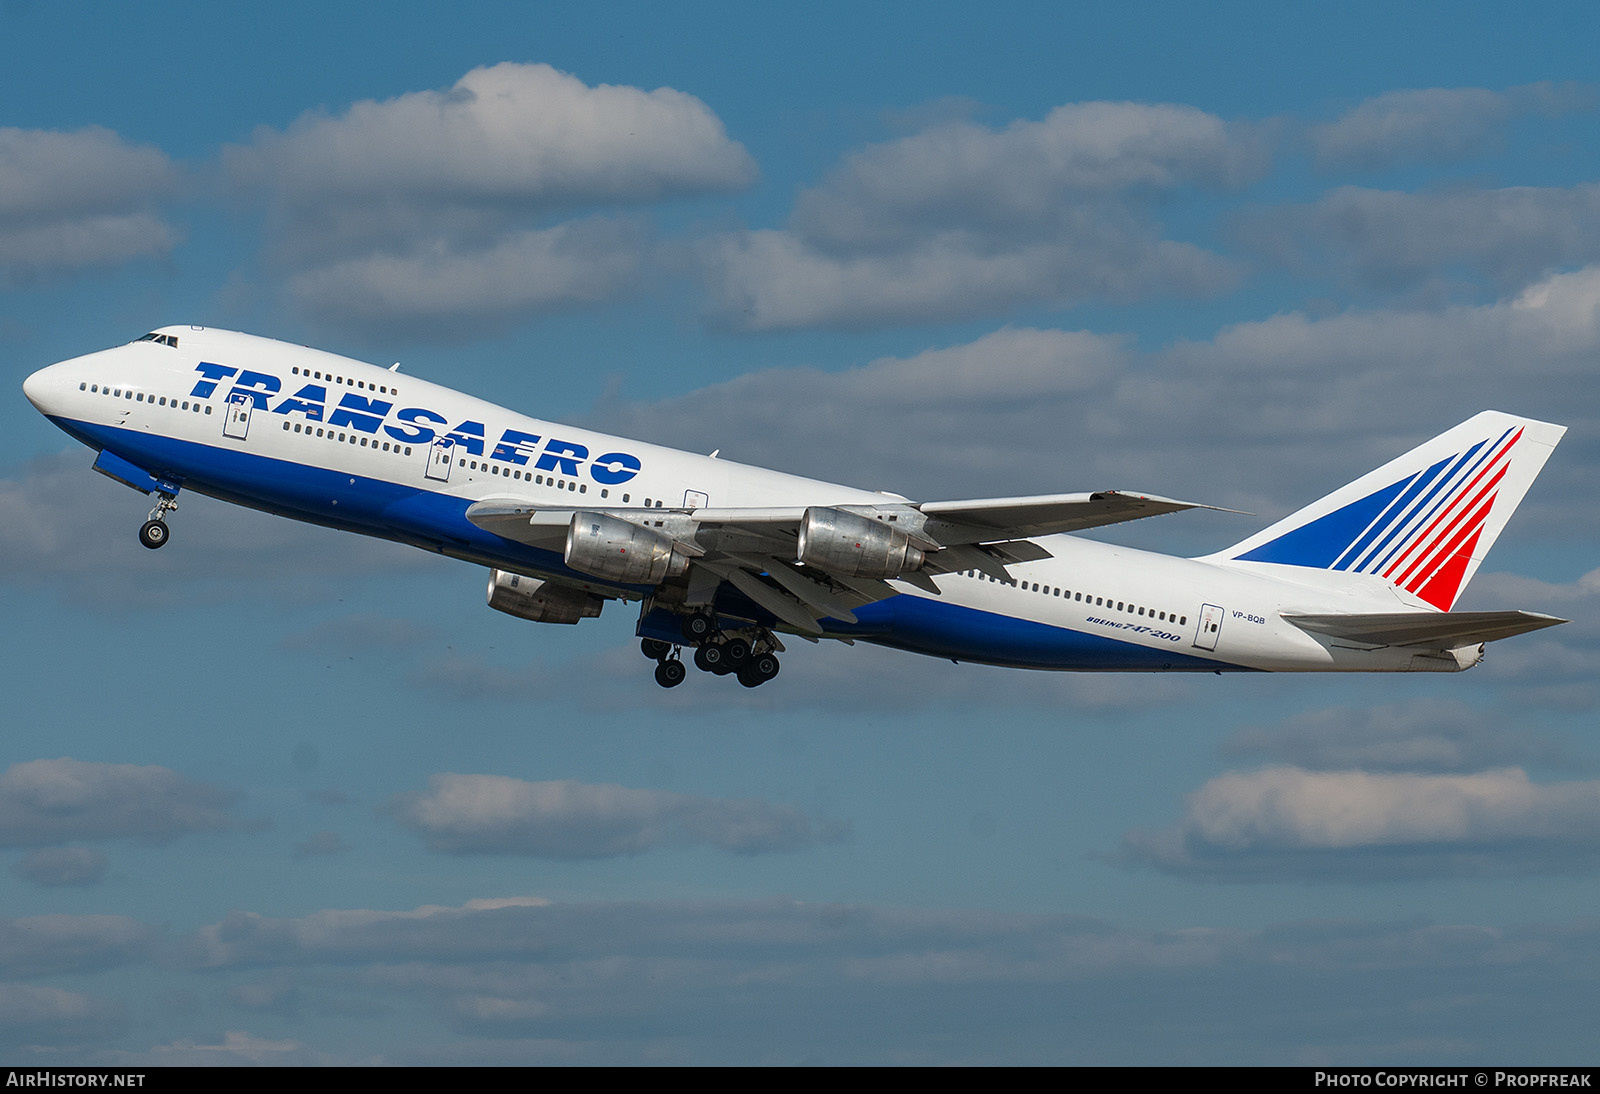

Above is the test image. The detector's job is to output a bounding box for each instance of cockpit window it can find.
[136,332,179,348]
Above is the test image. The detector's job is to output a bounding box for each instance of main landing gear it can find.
[640,619,782,689]
[139,493,179,550]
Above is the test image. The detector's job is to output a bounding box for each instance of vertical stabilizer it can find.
[1209,411,1565,610]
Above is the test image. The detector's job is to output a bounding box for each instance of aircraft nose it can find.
[23,360,72,416]
[23,364,53,412]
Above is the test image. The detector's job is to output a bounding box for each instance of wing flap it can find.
[697,559,825,634]
[730,556,861,623]
[1283,609,1567,648]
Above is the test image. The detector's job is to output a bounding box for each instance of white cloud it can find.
[701,101,1264,330]
[0,913,155,978]
[389,774,826,857]
[1123,766,1600,879]
[225,63,754,337]
[405,629,1195,715]
[6,895,1595,1062]
[141,1031,325,1066]
[588,325,1133,491]
[284,217,648,338]
[292,831,347,859]
[166,897,1600,1063]
[1223,699,1588,773]
[0,984,121,1041]
[1453,569,1600,709]
[0,451,433,609]
[791,101,1268,248]
[704,227,1238,330]
[1236,183,1600,294]
[226,62,754,216]
[0,758,244,848]
[1309,83,1593,171]
[0,126,179,281]
[592,266,1600,522]
[12,847,109,887]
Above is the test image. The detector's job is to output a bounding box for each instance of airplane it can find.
[22,325,1568,689]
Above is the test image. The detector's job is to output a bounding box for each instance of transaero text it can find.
[190,363,643,485]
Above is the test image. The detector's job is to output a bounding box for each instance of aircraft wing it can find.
[465,490,1224,634]
[916,490,1236,543]
[1282,610,1567,648]
[465,503,576,550]
[467,490,1222,552]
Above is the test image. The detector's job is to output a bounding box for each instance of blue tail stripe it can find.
[1235,476,1412,567]
[1361,426,1510,576]
[1331,459,1439,571]
[1342,445,1477,573]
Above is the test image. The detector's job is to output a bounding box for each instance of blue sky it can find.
[3,0,1599,1064]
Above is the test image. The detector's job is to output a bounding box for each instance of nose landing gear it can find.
[139,493,179,550]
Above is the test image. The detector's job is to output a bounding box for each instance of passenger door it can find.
[1194,603,1224,651]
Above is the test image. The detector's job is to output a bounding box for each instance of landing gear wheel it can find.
[736,654,780,688]
[721,638,751,667]
[693,643,725,673]
[654,659,687,688]
[139,520,169,550]
[681,612,716,644]
[641,638,671,661]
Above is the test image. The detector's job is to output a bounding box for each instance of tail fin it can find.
[1210,411,1565,610]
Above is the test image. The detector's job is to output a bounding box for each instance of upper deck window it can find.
[137,332,179,348]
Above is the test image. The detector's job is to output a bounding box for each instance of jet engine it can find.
[796,506,926,579]
[486,570,604,624]
[564,513,691,584]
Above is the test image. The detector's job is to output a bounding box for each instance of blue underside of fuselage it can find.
[64,417,1241,672]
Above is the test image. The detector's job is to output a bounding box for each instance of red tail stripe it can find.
[1413,524,1484,610]
[1392,461,1507,589]
[1402,489,1497,598]
[1381,429,1519,581]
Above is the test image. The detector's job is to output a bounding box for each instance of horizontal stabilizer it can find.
[1283,609,1566,648]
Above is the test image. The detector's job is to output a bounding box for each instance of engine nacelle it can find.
[486,570,604,624]
[796,506,926,579]
[564,513,690,584]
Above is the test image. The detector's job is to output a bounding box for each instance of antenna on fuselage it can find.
[389,362,401,372]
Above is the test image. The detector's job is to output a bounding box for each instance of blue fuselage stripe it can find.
[65,417,1244,673]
